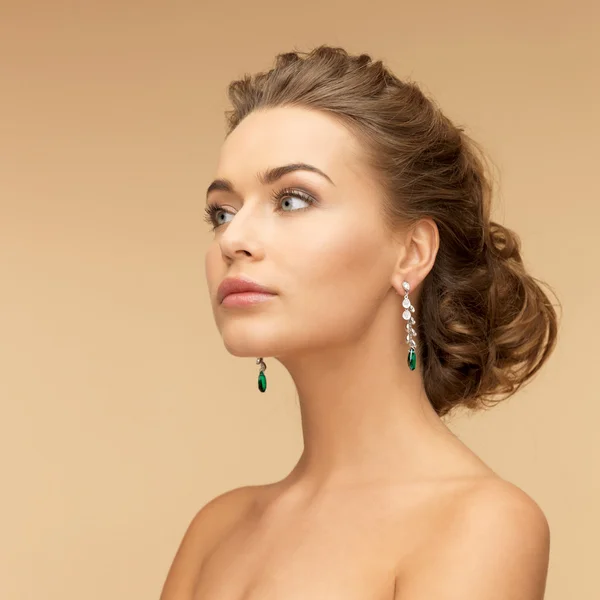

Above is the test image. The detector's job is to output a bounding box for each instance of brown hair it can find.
[222,45,561,418]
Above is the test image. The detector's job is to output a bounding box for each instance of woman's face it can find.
[204,106,400,359]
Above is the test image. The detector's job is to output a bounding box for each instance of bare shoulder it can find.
[397,477,551,599]
[464,477,549,524]
[436,476,549,532]
[449,477,551,559]
[159,484,260,600]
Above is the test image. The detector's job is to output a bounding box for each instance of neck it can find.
[274,295,460,494]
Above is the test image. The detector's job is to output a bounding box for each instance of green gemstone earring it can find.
[400,281,418,371]
[256,357,267,392]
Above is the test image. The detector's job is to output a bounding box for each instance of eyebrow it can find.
[205,162,335,199]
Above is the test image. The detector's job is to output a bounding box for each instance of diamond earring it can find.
[256,357,267,392]
[400,281,417,371]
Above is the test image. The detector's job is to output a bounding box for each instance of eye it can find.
[203,202,231,229]
[272,187,316,212]
[203,187,317,230]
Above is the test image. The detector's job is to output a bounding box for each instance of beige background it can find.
[1,1,598,598]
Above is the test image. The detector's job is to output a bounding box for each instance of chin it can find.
[220,329,281,358]
[222,342,262,358]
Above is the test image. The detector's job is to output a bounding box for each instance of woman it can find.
[160,45,559,600]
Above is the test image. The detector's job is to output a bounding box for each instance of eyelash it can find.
[203,187,317,231]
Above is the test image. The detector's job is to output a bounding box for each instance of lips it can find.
[217,276,277,304]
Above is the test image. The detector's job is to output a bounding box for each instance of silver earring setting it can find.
[400,281,417,371]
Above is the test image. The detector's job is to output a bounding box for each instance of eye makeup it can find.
[203,186,318,230]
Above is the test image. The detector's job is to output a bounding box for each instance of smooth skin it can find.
[160,106,550,599]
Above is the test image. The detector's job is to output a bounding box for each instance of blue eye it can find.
[203,187,317,231]
[203,203,232,229]
[276,188,315,212]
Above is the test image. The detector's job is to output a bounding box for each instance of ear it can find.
[391,217,439,293]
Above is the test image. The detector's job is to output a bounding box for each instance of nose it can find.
[218,202,266,263]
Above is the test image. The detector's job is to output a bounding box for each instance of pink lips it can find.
[217,276,277,305]
[221,292,276,307]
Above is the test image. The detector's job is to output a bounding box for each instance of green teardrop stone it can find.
[258,370,267,392]
[407,347,417,371]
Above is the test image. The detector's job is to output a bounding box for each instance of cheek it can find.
[306,218,385,289]
[286,219,388,335]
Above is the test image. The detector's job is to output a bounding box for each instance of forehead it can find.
[215,106,365,182]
